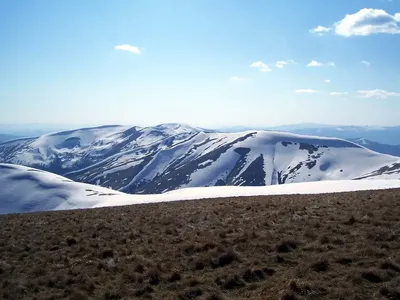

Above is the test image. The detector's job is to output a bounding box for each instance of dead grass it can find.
[1,189,400,299]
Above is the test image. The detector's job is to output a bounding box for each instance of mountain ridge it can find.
[219,124,400,145]
[0,124,399,194]
[349,138,400,157]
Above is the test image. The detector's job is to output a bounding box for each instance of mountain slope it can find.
[1,163,400,214]
[354,162,400,180]
[0,164,126,214]
[220,125,400,149]
[349,138,400,157]
[0,124,399,194]
[278,125,400,145]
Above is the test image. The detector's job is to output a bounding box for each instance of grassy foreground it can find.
[1,189,400,300]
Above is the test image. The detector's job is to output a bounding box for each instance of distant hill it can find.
[220,124,400,146]
[286,126,400,146]
[349,138,400,157]
[0,134,21,143]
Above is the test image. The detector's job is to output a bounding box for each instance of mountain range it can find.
[0,123,399,195]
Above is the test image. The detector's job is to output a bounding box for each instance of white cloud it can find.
[330,92,348,96]
[307,60,335,67]
[335,9,400,36]
[295,89,319,94]
[310,9,400,37]
[276,60,295,69]
[250,61,271,72]
[307,60,323,67]
[361,60,371,66]
[358,89,400,99]
[115,44,142,54]
[324,79,331,83]
[230,76,246,81]
[310,26,332,36]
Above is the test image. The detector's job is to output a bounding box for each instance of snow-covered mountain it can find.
[0,124,399,194]
[1,163,400,214]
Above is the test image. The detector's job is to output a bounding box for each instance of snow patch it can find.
[1,163,400,214]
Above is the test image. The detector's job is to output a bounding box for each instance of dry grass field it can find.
[1,189,400,300]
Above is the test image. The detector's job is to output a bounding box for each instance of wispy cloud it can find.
[115,44,142,54]
[230,76,246,81]
[311,9,400,37]
[250,61,271,72]
[358,89,400,99]
[324,79,331,83]
[276,60,295,69]
[310,26,332,36]
[361,60,371,66]
[307,60,335,67]
[330,92,348,96]
[295,89,319,94]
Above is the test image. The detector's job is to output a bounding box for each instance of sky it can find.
[1,0,400,128]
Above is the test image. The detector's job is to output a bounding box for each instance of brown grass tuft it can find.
[0,189,399,299]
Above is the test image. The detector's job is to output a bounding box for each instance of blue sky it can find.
[1,0,400,127]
